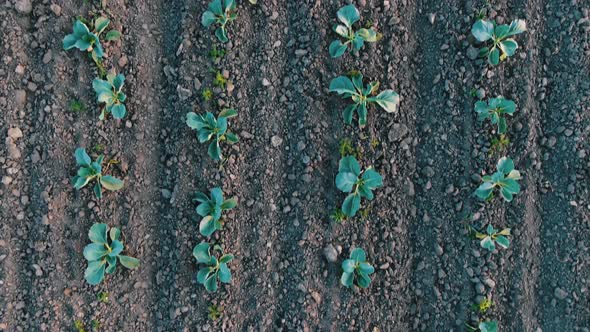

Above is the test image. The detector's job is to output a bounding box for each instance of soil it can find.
[0,0,589,331]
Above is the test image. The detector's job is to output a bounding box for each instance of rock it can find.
[7,128,23,139]
[271,135,283,147]
[118,55,128,67]
[49,3,61,16]
[428,13,436,25]
[15,90,27,107]
[42,50,52,64]
[262,78,271,86]
[554,287,568,300]
[467,46,479,60]
[15,0,32,14]
[323,244,338,263]
[388,123,408,142]
[2,176,13,185]
[176,85,192,100]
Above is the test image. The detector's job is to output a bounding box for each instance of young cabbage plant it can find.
[329,5,379,58]
[341,248,375,288]
[194,187,237,237]
[478,321,498,332]
[186,109,239,160]
[83,223,140,285]
[475,157,522,202]
[329,73,399,127]
[72,147,124,199]
[63,17,121,60]
[336,156,383,217]
[92,69,127,120]
[474,97,517,134]
[477,224,510,252]
[201,0,237,43]
[471,18,526,65]
[193,242,234,292]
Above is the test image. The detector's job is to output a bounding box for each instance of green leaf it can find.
[186,112,205,130]
[108,240,123,257]
[338,156,361,176]
[498,117,507,134]
[342,104,356,125]
[199,215,218,237]
[109,227,121,241]
[499,98,517,114]
[89,223,108,244]
[488,48,500,65]
[75,148,91,166]
[333,24,349,38]
[223,0,236,12]
[193,242,212,263]
[201,10,217,27]
[218,263,232,283]
[105,256,117,274]
[225,132,239,144]
[358,262,374,275]
[83,243,109,261]
[495,235,510,249]
[500,187,514,202]
[335,172,358,193]
[220,198,237,210]
[479,320,498,332]
[215,27,229,43]
[507,19,526,36]
[475,182,494,200]
[500,38,518,56]
[340,271,354,287]
[111,104,126,119]
[372,90,400,113]
[219,254,234,263]
[208,141,222,160]
[341,259,356,273]
[328,38,346,57]
[197,267,213,284]
[358,183,374,200]
[357,102,367,127]
[342,193,361,217]
[204,274,218,292]
[85,260,106,285]
[210,187,224,205]
[208,0,223,15]
[357,272,372,288]
[329,76,356,95]
[94,182,103,199]
[100,175,124,191]
[113,74,125,91]
[480,237,496,251]
[336,4,360,28]
[219,108,238,118]
[94,17,110,34]
[196,201,212,217]
[471,20,494,42]
[494,24,510,39]
[105,30,122,41]
[497,157,514,174]
[362,168,383,190]
[63,34,78,50]
[118,255,140,269]
[357,28,378,42]
[351,35,364,51]
[350,248,366,262]
[73,20,90,36]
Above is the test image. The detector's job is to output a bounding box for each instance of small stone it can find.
[262,78,271,86]
[15,0,32,14]
[388,123,408,142]
[271,136,283,147]
[50,3,61,16]
[323,244,338,263]
[554,287,568,300]
[2,176,13,185]
[176,85,192,100]
[8,128,23,139]
[15,64,25,75]
[15,90,27,107]
[42,50,52,64]
[467,46,479,60]
[118,55,128,67]
[428,13,436,25]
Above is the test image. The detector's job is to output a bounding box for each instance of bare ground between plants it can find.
[0,0,589,331]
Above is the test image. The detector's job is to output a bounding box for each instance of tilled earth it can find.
[1,0,589,331]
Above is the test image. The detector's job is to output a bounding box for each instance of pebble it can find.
[15,0,32,14]
[50,3,61,16]
[554,287,568,300]
[323,244,338,263]
[271,135,283,147]
[8,128,23,140]
[388,123,408,142]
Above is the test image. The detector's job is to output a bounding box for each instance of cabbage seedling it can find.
[341,248,374,288]
[475,157,522,202]
[186,109,239,160]
[474,97,517,134]
[329,73,399,127]
[471,18,526,65]
[477,224,510,252]
[329,5,379,58]
[72,147,124,199]
[335,156,383,217]
[194,187,237,237]
[83,223,139,285]
[92,69,127,120]
[478,321,498,332]
[193,242,233,292]
[63,17,121,60]
[201,0,237,43]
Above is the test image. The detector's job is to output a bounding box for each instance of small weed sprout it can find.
[72,147,124,199]
[201,0,237,43]
[330,73,399,128]
[471,18,526,65]
[329,5,379,58]
[213,71,227,88]
[74,320,86,332]
[472,296,493,314]
[202,88,214,101]
[475,157,522,202]
[335,156,383,217]
[475,97,517,134]
[193,242,234,292]
[83,223,140,285]
[330,209,347,223]
[489,135,510,156]
[97,291,109,303]
[209,45,226,61]
[194,187,237,237]
[70,99,87,113]
[208,304,223,321]
[341,248,375,288]
[186,109,239,160]
[477,224,511,252]
[92,69,127,120]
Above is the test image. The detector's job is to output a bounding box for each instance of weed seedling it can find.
[341,248,375,288]
[213,71,227,88]
[70,99,87,113]
[335,156,383,217]
[329,5,379,58]
[474,157,522,202]
[330,73,399,127]
[471,18,526,65]
[91,320,100,331]
[330,208,347,223]
[202,88,214,101]
[489,134,510,156]
[201,0,237,43]
[186,109,239,160]
[472,296,493,314]
[194,187,237,237]
[208,304,223,321]
[92,69,127,120]
[193,242,233,292]
[74,320,86,332]
[209,45,226,61]
[72,147,124,199]
[97,291,109,303]
[475,97,517,134]
[63,17,121,63]
[476,224,510,252]
[83,223,140,285]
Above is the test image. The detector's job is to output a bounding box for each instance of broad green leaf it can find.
[499,98,517,114]
[475,182,494,200]
[186,112,205,130]
[342,259,356,273]
[337,4,360,28]
[330,76,356,95]
[225,132,239,144]
[502,178,520,194]
[202,10,217,27]
[500,187,514,202]
[335,172,358,193]
[219,108,238,118]
[94,17,110,34]
[94,182,103,199]
[500,38,518,56]
[118,255,140,269]
[196,201,212,217]
[74,37,92,52]
[494,24,510,39]
[73,20,90,36]
[215,27,229,43]
[113,74,125,91]
[486,224,496,235]
[62,34,78,50]
[111,104,126,119]
[210,187,224,205]
[338,156,361,176]
[208,0,223,15]
[358,262,374,275]
[220,198,237,210]
[109,240,124,257]
[333,24,349,38]
[479,320,498,332]
[351,34,364,51]
[100,175,124,191]
[507,19,526,36]
[75,148,91,166]
[471,20,494,42]
[497,157,514,174]
[342,193,361,217]
[219,254,234,263]
[342,104,356,125]
[498,117,507,134]
[357,28,378,42]
[357,102,367,127]
[193,242,211,263]
[340,271,354,287]
[350,248,366,262]
[92,78,113,94]
[73,175,90,189]
[105,30,122,41]
[83,243,109,261]
[218,263,231,283]
[506,169,522,180]
[197,267,212,284]
[495,235,510,249]
[480,237,496,251]
[194,192,210,203]
[362,168,383,189]
[208,141,222,160]
[85,260,106,285]
[223,0,236,12]
[92,39,104,58]
[105,256,117,274]
[357,272,372,288]
[204,274,218,292]
[89,223,108,244]
[110,227,121,241]
[372,90,399,113]
[488,47,500,65]
[329,40,348,58]
[358,183,374,200]
[199,216,217,237]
